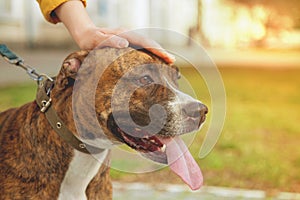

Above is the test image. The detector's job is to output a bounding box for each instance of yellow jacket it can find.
[36,0,86,24]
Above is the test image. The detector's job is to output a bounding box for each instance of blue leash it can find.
[0,44,52,82]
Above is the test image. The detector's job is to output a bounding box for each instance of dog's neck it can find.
[34,95,109,199]
[50,81,116,150]
[51,87,78,133]
[50,86,111,199]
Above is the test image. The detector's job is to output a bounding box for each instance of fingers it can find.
[147,48,176,64]
[100,28,176,64]
[96,33,129,49]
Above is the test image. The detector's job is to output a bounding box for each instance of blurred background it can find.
[1,0,300,48]
[0,0,300,199]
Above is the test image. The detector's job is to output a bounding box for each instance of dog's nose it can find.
[199,103,208,116]
[182,102,208,120]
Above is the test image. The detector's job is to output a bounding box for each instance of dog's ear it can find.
[56,50,89,89]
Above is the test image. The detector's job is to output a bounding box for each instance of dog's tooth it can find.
[135,128,141,131]
[160,144,166,152]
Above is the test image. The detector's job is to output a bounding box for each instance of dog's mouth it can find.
[107,113,203,190]
[107,113,168,163]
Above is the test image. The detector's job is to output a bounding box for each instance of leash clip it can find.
[0,44,52,83]
[26,67,40,81]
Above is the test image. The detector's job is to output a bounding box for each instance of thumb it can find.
[97,34,129,48]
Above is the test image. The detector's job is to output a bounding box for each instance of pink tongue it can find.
[161,136,203,190]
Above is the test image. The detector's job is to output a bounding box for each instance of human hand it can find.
[75,27,175,64]
[54,1,175,64]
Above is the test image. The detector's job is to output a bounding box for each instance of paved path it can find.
[113,182,300,200]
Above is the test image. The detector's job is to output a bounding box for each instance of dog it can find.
[0,47,208,199]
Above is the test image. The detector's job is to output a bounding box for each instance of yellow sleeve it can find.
[36,0,87,24]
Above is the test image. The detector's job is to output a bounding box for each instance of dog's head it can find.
[51,47,208,190]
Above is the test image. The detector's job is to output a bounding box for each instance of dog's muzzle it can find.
[180,101,208,131]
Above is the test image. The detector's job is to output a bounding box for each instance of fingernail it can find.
[118,39,129,48]
[167,52,176,62]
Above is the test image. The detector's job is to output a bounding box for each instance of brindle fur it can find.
[0,47,179,199]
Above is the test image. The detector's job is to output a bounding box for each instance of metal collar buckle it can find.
[38,76,54,113]
[40,98,52,113]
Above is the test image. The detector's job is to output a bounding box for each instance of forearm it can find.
[37,0,175,62]
[54,0,95,46]
[36,0,86,24]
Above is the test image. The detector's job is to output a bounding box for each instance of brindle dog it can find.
[0,47,208,199]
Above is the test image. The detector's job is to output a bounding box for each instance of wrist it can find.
[72,24,97,49]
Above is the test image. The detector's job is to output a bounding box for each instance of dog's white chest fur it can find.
[58,150,108,200]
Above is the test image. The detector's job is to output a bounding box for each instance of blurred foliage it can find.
[227,0,300,28]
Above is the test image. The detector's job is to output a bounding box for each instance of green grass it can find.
[0,82,36,110]
[1,67,300,193]
[181,67,300,193]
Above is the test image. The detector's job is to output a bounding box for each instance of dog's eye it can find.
[138,75,153,86]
